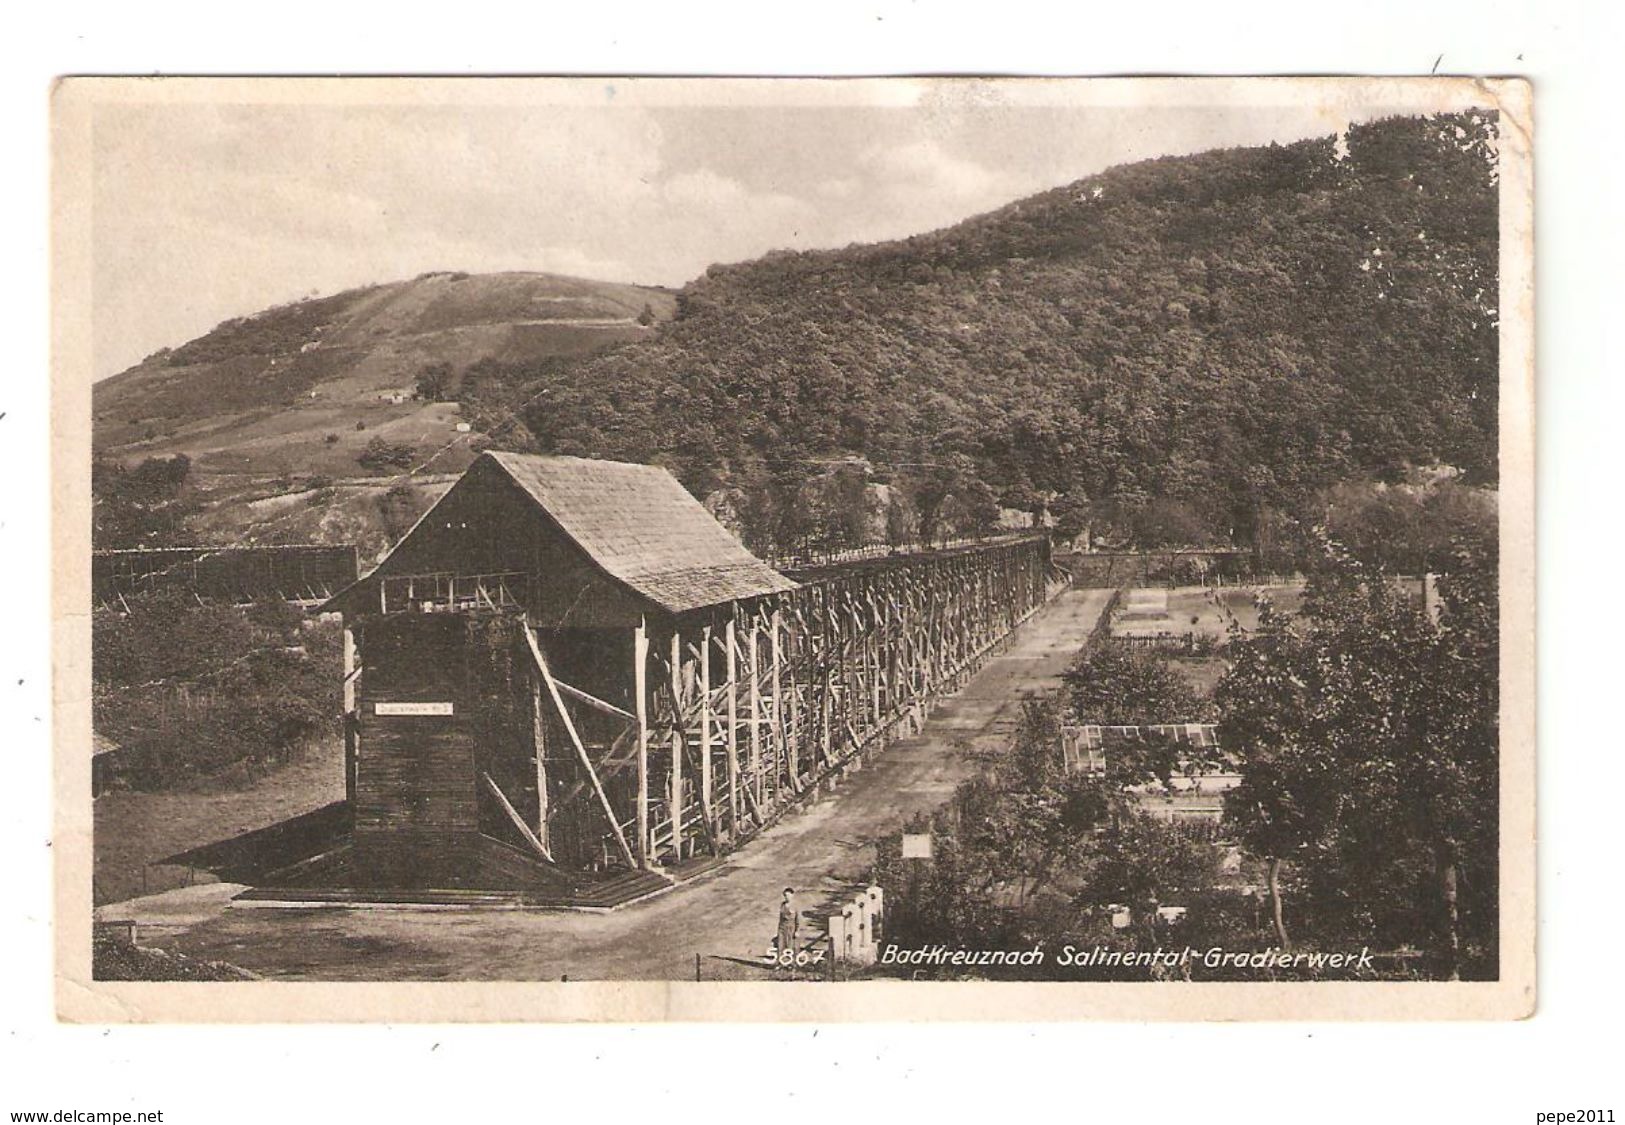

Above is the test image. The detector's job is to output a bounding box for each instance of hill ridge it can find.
[93,112,1499,561]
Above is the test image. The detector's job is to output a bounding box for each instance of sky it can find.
[89,82,1393,378]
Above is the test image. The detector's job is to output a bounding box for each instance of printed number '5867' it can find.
[765,946,828,967]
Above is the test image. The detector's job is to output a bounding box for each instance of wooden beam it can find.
[739,763,767,827]
[481,771,553,863]
[634,617,650,868]
[545,725,638,819]
[551,677,636,725]
[524,625,636,869]
[679,736,720,854]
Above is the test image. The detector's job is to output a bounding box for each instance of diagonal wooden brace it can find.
[524,625,638,869]
[481,771,554,863]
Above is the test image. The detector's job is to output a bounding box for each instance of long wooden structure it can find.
[94,544,359,607]
[320,452,1061,889]
[608,535,1053,868]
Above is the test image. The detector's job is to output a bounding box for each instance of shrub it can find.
[92,597,341,790]
[356,437,416,471]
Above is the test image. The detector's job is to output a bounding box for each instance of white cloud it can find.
[89,97,1365,378]
[861,138,1019,201]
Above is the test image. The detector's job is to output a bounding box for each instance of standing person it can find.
[776,887,798,956]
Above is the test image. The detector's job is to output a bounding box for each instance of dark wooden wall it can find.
[352,614,483,884]
[371,457,650,628]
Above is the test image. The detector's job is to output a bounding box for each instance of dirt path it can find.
[137,588,1113,980]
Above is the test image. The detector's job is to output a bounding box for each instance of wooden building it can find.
[315,451,1055,895]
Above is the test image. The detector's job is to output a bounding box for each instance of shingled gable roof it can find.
[481,451,797,613]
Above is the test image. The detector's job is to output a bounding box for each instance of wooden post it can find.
[531,653,549,852]
[699,623,713,831]
[782,606,798,794]
[819,598,833,770]
[772,608,789,786]
[868,590,882,729]
[634,618,650,868]
[341,621,358,810]
[748,615,763,808]
[724,615,740,832]
[670,629,685,861]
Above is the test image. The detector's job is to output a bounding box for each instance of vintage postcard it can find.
[53,75,1534,1021]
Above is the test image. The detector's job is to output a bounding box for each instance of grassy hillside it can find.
[92,271,676,553]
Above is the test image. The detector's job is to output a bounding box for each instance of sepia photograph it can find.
[52,75,1533,1021]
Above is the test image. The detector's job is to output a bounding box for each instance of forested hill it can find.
[470,112,1498,553]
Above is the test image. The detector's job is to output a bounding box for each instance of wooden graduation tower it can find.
[320,451,1052,895]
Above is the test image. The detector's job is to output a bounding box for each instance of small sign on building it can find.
[374,701,455,717]
[901,833,933,860]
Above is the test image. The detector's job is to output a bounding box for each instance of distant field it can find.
[1112,584,1307,641]
[1109,584,1308,701]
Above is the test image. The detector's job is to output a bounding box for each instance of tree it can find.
[415,362,455,402]
[1050,490,1090,546]
[104,113,1501,563]
[898,455,999,546]
[93,592,341,790]
[1320,475,1496,573]
[1064,643,1207,726]
[377,482,428,543]
[1132,497,1218,549]
[1214,606,1332,949]
[92,453,197,548]
[1217,534,1499,977]
[872,696,1241,977]
[873,698,1113,954]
